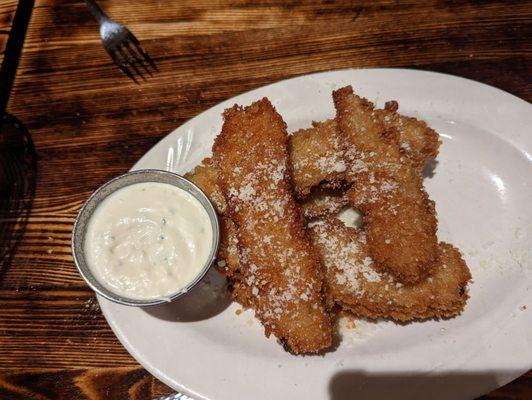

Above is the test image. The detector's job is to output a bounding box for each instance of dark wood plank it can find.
[0,368,153,400]
[0,1,19,63]
[1,1,35,117]
[0,290,138,369]
[1,0,531,398]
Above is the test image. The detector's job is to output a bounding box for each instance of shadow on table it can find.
[328,369,516,400]
[144,268,232,322]
[0,114,38,284]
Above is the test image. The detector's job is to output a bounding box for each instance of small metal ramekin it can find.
[71,169,220,307]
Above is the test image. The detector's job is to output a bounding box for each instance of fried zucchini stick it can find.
[289,119,346,198]
[309,219,471,321]
[213,98,332,354]
[378,100,441,170]
[185,160,252,306]
[333,86,439,284]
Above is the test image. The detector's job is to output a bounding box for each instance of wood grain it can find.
[0,1,19,63]
[0,368,152,400]
[1,0,531,398]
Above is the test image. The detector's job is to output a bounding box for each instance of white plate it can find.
[98,69,532,400]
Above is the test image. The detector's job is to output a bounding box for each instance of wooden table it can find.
[1,1,530,399]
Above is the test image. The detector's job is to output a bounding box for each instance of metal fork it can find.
[84,0,157,82]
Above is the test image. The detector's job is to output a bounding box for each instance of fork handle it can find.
[84,0,109,24]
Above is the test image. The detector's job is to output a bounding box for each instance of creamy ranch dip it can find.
[84,182,213,300]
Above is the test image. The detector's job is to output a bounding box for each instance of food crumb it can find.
[520,305,527,311]
[235,308,242,316]
[343,317,356,330]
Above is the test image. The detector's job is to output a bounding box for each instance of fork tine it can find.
[109,48,138,83]
[117,44,146,81]
[127,32,158,72]
[123,41,152,77]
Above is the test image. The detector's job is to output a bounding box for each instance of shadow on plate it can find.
[0,114,38,284]
[144,268,232,322]
[328,369,512,400]
[423,159,439,179]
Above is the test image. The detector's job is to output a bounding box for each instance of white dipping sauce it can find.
[84,182,213,300]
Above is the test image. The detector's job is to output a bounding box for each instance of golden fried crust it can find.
[213,98,332,354]
[377,104,441,170]
[185,159,237,274]
[300,187,350,219]
[185,160,250,306]
[333,86,439,284]
[309,219,471,321]
[289,119,346,198]
[185,158,226,214]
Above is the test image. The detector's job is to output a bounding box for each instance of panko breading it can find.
[333,86,439,284]
[289,119,346,198]
[184,158,226,214]
[309,219,471,321]
[184,160,237,273]
[378,100,441,170]
[185,160,251,306]
[213,98,332,354]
